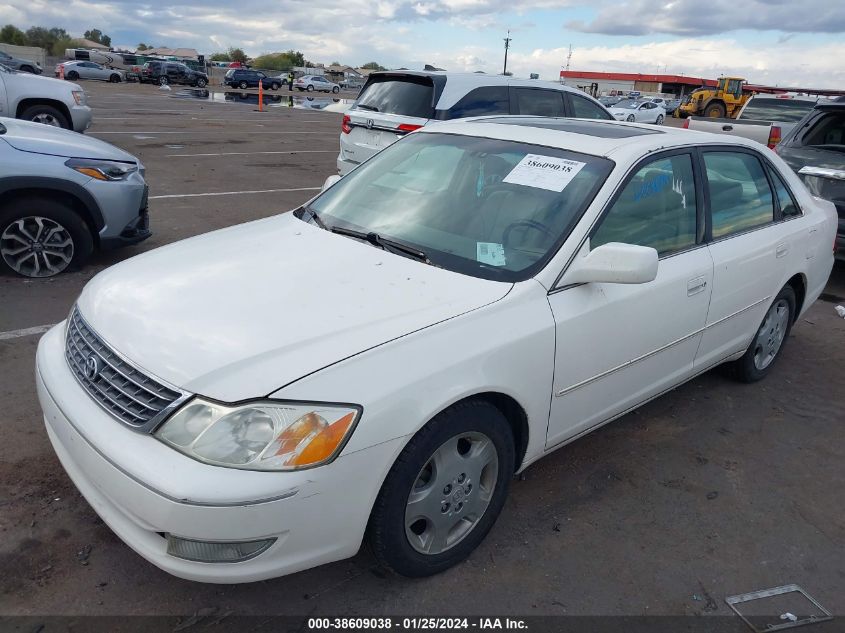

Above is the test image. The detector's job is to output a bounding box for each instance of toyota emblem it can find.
[366,119,374,129]
[84,354,102,381]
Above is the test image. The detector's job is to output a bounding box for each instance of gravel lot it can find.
[1,80,843,621]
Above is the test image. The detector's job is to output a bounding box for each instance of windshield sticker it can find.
[502,154,587,192]
[477,242,507,266]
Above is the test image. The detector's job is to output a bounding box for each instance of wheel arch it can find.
[0,179,103,245]
[15,98,73,125]
[785,272,807,321]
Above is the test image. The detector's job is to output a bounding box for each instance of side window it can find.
[704,152,774,238]
[447,86,509,118]
[592,154,697,256]
[768,167,801,218]
[803,112,845,146]
[569,94,613,120]
[514,88,565,117]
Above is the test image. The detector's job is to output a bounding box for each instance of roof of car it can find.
[419,116,766,160]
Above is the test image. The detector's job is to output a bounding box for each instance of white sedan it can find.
[36,118,836,582]
[56,61,124,83]
[294,74,340,93]
[609,99,666,124]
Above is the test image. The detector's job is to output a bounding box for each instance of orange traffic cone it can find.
[257,79,264,112]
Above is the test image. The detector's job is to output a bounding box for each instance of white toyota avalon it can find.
[36,117,836,582]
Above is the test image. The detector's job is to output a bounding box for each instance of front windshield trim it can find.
[305,132,615,283]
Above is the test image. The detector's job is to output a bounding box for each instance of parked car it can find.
[338,71,613,175]
[776,99,845,259]
[56,61,124,83]
[664,98,682,115]
[35,118,835,582]
[0,64,91,131]
[599,95,622,107]
[0,117,149,277]
[0,49,42,74]
[295,75,340,93]
[224,69,282,90]
[140,61,208,87]
[608,99,666,124]
[683,95,818,148]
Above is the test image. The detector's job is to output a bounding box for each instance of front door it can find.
[547,151,713,448]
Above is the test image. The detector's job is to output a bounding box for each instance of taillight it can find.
[341,114,351,134]
[682,118,690,129]
[397,124,422,133]
[767,125,782,149]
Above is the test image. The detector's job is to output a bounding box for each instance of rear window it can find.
[355,76,435,118]
[739,98,816,122]
[803,111,845,147]
[514,88,565,117]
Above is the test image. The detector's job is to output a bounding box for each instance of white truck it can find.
[0,63,92,132]
[683,95,818,148]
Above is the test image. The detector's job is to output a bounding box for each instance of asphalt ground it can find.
[0,80,843,623]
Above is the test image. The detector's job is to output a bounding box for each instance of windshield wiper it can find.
[356,104,379,112]
[300,205,327,229]
[331,226,430,263]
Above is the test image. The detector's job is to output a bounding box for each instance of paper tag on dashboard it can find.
[477,242,506,266]
[503,154,586,192]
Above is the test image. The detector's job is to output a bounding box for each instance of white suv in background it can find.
[337,71,612,175]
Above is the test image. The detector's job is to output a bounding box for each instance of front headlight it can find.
[155,398,361,471]
[65,158,138,181]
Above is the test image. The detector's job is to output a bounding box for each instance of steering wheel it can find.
[502,220,555,249]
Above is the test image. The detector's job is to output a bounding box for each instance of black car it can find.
[224,69,283,90]
[776,99,845,259]
[141,61,208,87]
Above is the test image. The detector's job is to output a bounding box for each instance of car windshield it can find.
[615,100,640,109]
[305,133,613,282]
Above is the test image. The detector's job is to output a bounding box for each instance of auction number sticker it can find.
[503,154,586,192]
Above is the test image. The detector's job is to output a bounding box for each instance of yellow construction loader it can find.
[675,77,752,119]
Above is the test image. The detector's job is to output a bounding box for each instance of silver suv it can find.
[337,71,613,175]
[0,117,149,278]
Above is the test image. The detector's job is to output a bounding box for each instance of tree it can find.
[209,51,231,62]
[251,50,305,71]
[24,26,52,49]
[0,24,26,46]
[84,28,111,47]
[361,61,386,71]
[136,43,149,51]
[51,36,75,56]
[330,61,341,66]
[227,47,247,64]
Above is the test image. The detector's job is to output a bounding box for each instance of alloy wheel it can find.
[752,299,790,370]
[404,432,499,555]
[1,216,74,277]
[31,113,61,127]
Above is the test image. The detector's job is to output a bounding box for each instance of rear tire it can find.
[0,197,93,278]
[626,114,635,122]
[159,76,168,86]
[271,82,280,91]
[20,105,70,129]
[66,71,79,81]
[729,285,796,383]
[109,74,121,83]
[239,80,248,89]
[655,114,664,125]
[306,84,314,92]
[368,399,515,577]
[332,86,340,94]
[196,77,207,88]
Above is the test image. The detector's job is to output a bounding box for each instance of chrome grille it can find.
[65,308,184,430]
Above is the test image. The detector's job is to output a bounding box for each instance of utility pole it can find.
[565,44,572,71]
[502,30,511,75]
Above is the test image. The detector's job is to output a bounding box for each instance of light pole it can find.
[503,30,511,75]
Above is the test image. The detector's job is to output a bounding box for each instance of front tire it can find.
[306,84,314,92]
[626,114,635,122]
[66,70,79,81]
[705,102,726,118]
[368,399,514,577]
[239,80,248,89]
[655,114,664,125]
[729,285,796,383]
[20,105,70,129]
[0,197,93,278]
[196,77,207,88]
[109,74,121,83]
[332,86,340,94]
[159,76,168,86]
[271,82,280,90]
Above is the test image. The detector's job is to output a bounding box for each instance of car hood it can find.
[0,117,137,162]
[76,213,512,402]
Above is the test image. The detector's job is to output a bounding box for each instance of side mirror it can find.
[563,242,658,285]
[322,174,341,191]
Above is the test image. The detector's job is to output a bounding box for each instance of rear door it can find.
[341,74,438,167]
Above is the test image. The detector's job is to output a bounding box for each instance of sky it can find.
[3,0,845,87]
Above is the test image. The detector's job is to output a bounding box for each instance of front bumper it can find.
[88,174,151,249]
[36,325,402,582]
[70,105,92,132]
[100,185,151,250]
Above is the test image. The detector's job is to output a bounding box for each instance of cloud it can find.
[568,0,845,36]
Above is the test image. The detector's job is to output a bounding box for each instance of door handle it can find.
[776,243,789,258]
[687,276,707,296]
[722,125,733,131]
